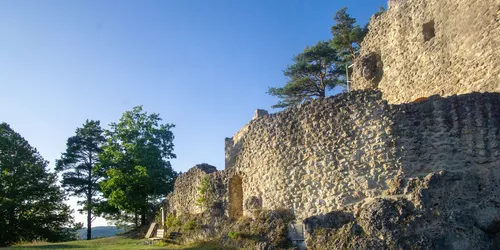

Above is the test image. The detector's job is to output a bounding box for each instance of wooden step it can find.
[168,232,182,239]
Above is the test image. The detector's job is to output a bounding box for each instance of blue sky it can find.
[0,0,387,227]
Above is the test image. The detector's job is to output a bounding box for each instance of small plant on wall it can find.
[227,231,240,239]
[196,175,213,209]
[165,214,181,229]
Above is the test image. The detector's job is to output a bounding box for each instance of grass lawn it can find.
[2,237,225,250]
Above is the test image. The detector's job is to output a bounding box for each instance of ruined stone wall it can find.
[226,91,398,221]
[304,91,500,248]
[167,91,500,222]
[164,91,500,248]
[165,164,227,216]
[224,91,500,221]
[352,0,500,104]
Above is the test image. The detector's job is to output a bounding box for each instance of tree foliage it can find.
[56,120,105,240]
[374,6,387,18]
[331,7,369,64]
[0,123,79,246]
[99,106,178,227]
[267,41,344,108]
[92,200,135,230]
[267,8,369,108]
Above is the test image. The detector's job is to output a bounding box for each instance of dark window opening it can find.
[423,20,435,42]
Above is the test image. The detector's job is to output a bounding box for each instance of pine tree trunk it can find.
[140,207,146,226]
[134,212,139,228]
[87,207,92,240]
[87,155,92,240]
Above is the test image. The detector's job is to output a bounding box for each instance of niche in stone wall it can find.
[228,175,243,219]
[356,52,384,88]
[423,20,435,42]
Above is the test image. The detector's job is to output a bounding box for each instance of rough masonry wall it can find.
[225,90,500,222]
[352,0,500,104]
[164,91,500,248]
[395,92,500,177]
[304,91,500,248]
[226,91,400,221]
[165,164,227,216]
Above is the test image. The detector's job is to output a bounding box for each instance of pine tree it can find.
[56,120,105,240]
[331,7,368,64]
[267,41,344,108]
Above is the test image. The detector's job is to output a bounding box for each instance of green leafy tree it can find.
[267,41,344,108]
[55,120,105,240]
[331,7,369,64]
[99,106,178,227]
[93,200,135,230]
[0,123,79,246]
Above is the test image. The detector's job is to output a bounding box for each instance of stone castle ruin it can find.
[163,0,500,248]
[352,0,500,103]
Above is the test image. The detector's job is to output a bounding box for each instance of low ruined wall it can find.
[165,164,227,216]
[352,0,500,103]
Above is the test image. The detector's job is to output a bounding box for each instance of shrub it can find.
[196,176,213,209]
[227,231,240,239]
[182,219,198,231]
[165,214,181,228]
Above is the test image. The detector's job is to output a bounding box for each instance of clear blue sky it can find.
[0,0,387,226]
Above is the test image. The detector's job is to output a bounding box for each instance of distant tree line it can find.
[0,106,178,245]
[267,7,370,108]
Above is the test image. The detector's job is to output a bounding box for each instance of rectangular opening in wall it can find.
[423,20,435,42]
[228,175,243,219]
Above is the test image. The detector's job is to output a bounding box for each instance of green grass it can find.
[3,237,225,250]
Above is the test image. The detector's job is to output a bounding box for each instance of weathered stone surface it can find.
[352,0,500,103]
[165,90,500,249]
[304,211,355,234]
[306,170,500,249]
[165,163,227,216]
[244,196,262,211]
[358,52,383,85]
[224,90,500,223]
[226,91,398,221]
[252,109,269,120]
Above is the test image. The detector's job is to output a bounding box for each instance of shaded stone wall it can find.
[395,92,500,177]
[352,0,500,103]
[224,91,500,221]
